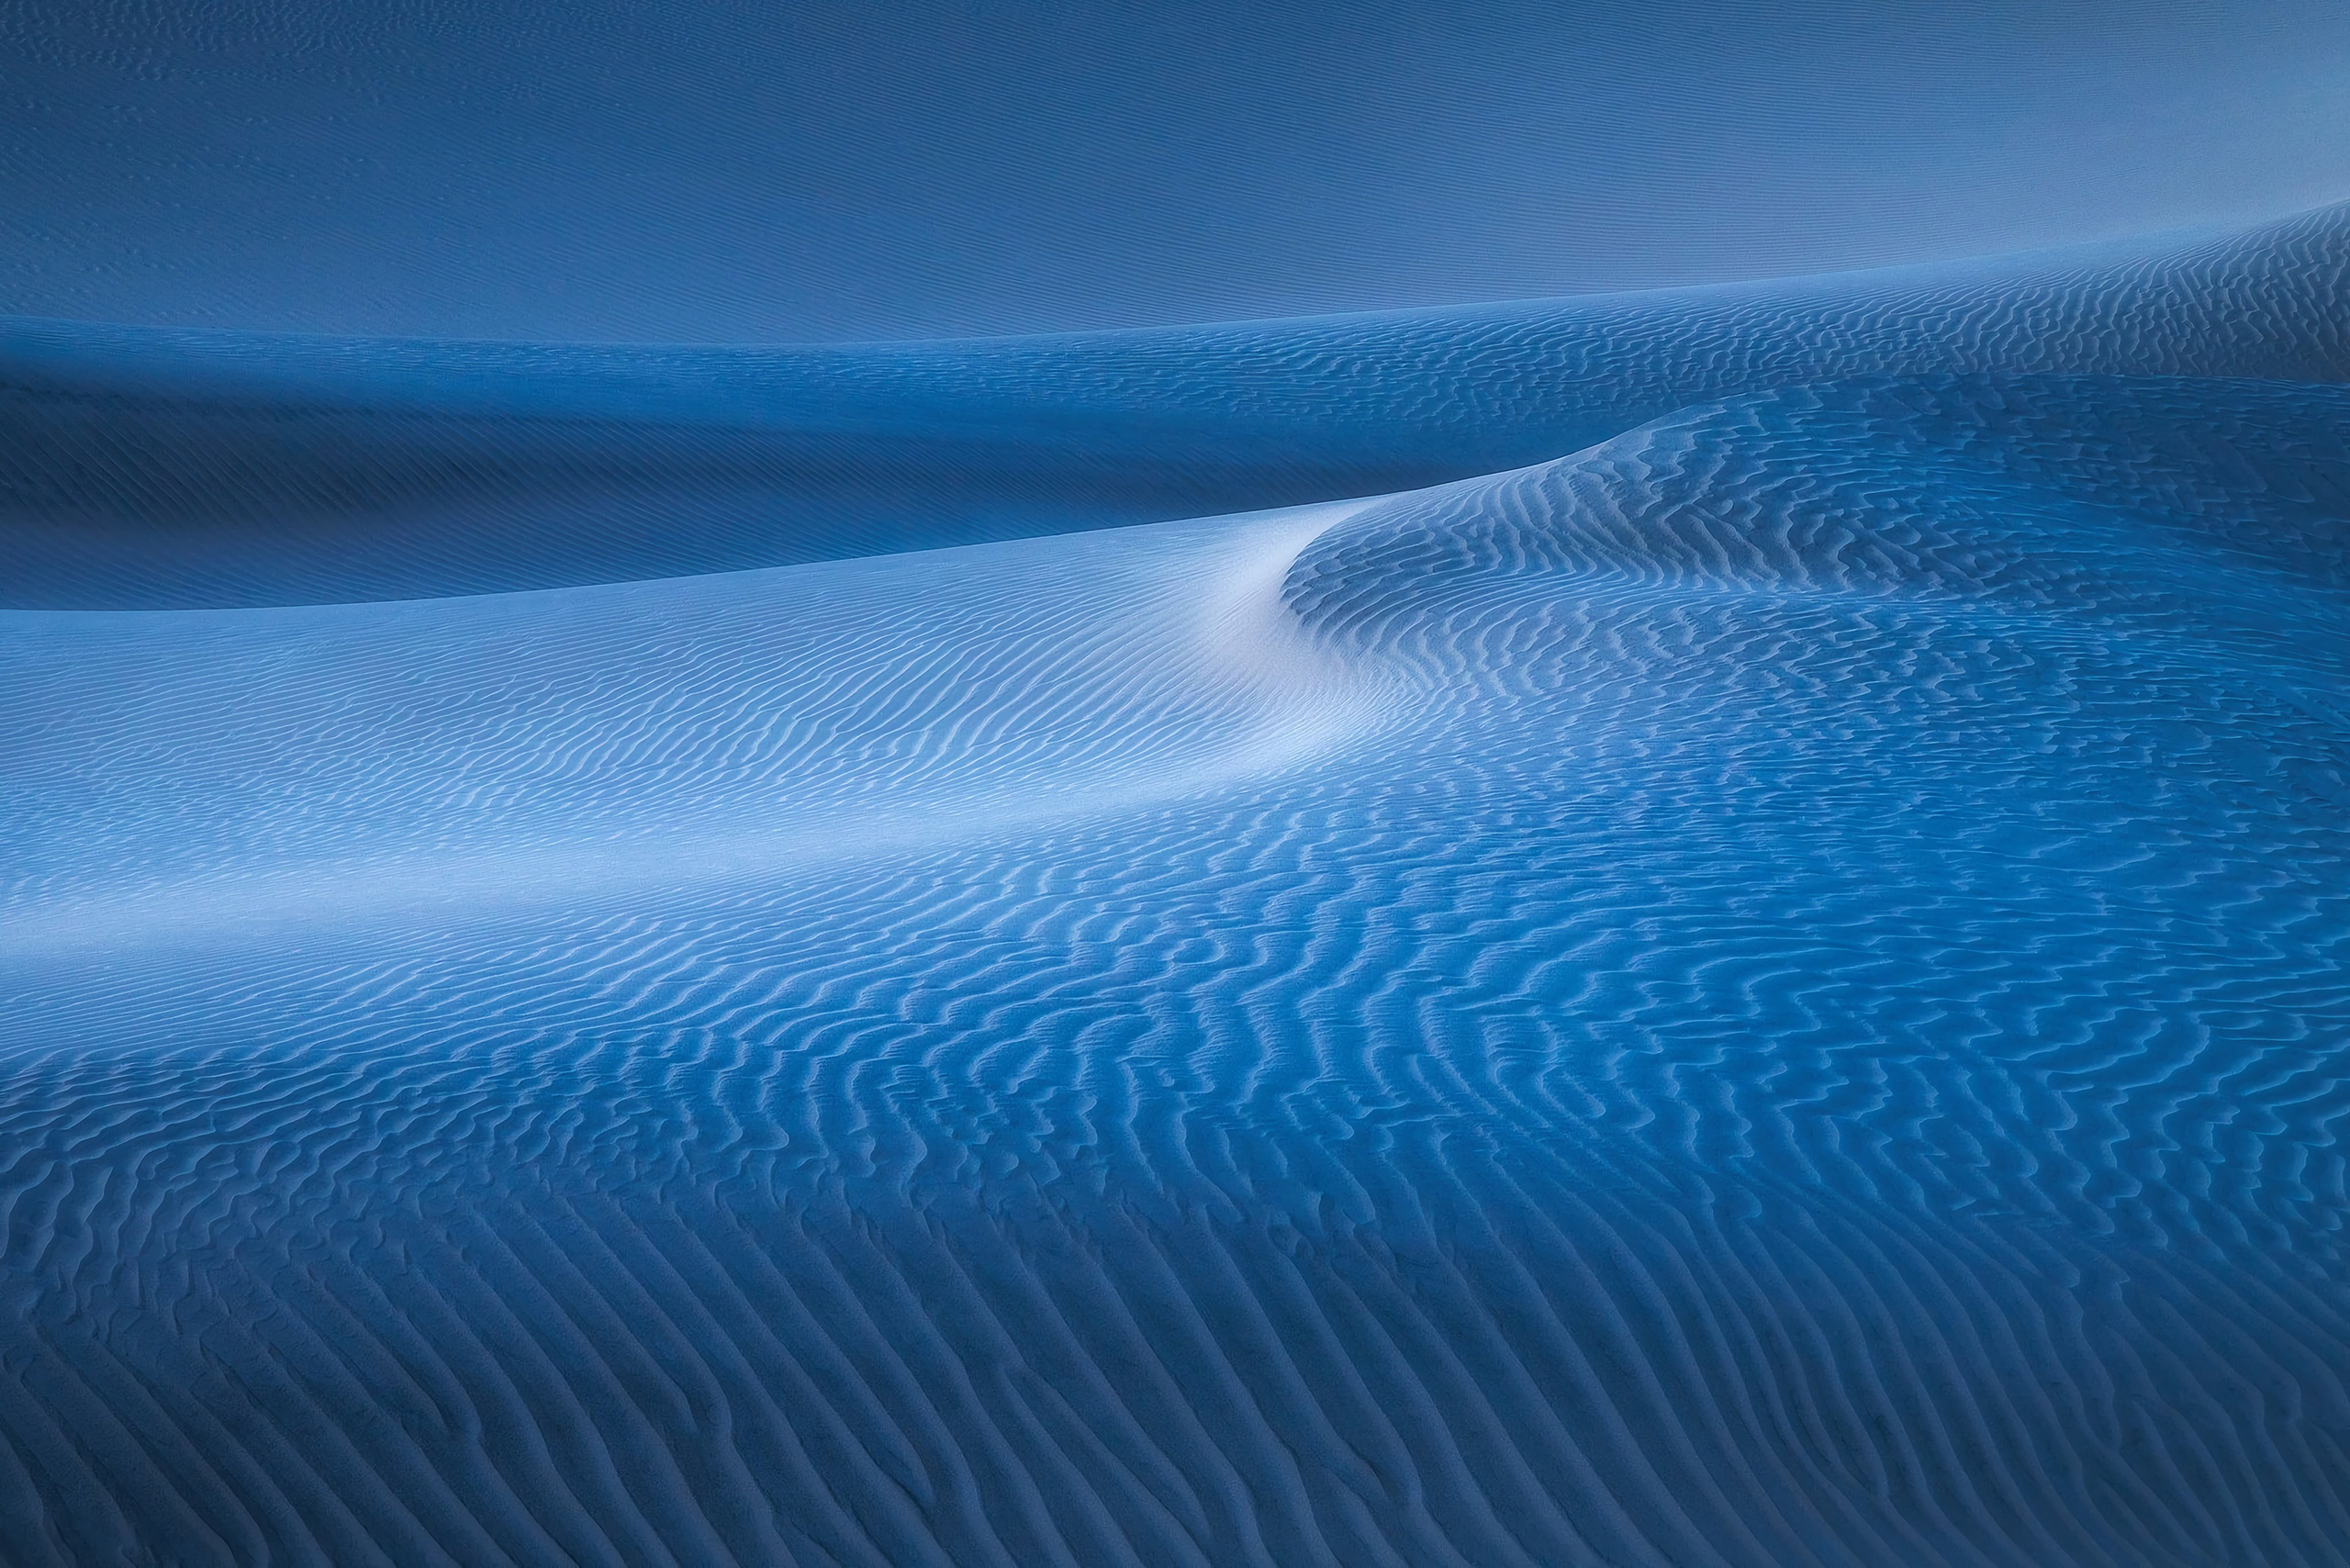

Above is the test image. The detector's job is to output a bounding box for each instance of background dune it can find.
[5,203,2348,609]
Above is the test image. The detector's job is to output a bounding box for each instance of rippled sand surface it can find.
[4,210,2349,1564]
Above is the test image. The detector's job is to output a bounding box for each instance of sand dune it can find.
[2,213,2348,1563]
[5,204,2347,608]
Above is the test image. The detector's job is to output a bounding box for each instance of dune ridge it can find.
[5,204,2350,607]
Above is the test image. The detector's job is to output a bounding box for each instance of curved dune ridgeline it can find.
[4,205,2347,607]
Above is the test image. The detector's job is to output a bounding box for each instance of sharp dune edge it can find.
[1,211,2348,1565]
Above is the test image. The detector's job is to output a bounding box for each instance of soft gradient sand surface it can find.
[3,209,2349,1564]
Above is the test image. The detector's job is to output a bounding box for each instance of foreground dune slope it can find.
[1,218,2348,1566]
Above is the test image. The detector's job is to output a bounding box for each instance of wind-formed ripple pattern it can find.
[2,209,2349,1565]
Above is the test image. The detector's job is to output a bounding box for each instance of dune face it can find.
[3,209,2350,1567]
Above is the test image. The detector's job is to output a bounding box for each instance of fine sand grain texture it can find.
[2,211,2349,1564]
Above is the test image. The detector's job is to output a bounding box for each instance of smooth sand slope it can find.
[2,213,2349,1564]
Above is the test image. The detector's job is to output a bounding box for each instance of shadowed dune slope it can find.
[3,336,2349,1562]
[5,202,2350,606]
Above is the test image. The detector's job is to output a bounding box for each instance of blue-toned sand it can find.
[3,208,2349,1565]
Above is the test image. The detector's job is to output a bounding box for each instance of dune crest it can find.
[5,205,2350,607]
